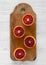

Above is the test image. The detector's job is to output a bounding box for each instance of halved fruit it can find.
[22,14,34,26]
[13,48,26,60]
[24,36,36,48]
[13,26,25,38]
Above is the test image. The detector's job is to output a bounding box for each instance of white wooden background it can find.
[0,0,46,65]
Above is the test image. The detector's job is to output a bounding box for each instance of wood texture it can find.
[10,3,36,61]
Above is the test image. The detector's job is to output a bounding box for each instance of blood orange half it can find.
[22,14,34,26]
[13,26,25,38]
[13,48,26,60]
[24,36,36,48]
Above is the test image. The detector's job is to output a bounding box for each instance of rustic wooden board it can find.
[10,3,36,61]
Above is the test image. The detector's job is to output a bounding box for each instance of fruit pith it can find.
[22,14,34,26]
[24,36,36,48]
[13,48,26,60]
[13,26,25,38]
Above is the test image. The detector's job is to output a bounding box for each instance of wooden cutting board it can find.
[10,3,36,61]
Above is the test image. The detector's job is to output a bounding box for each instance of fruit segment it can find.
[13,48,26,60]
[24,36,36,48]
[13,26,25,38]
[22,14,34,26]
